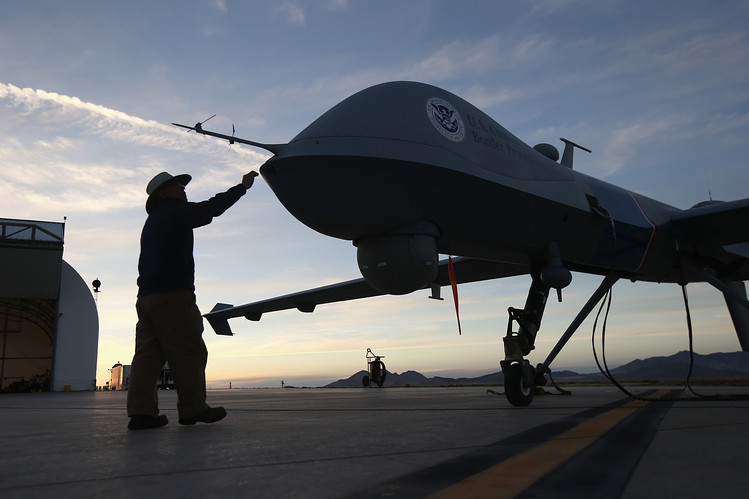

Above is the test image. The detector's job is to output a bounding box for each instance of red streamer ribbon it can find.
[448,255,461,335]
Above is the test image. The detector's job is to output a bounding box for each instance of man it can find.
[127,170,258,430]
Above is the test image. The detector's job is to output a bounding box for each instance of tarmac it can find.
[1,384,748,498]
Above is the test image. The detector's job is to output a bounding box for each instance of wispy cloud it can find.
[214,0,228,14]
[324,0,348,12]
[595,115,691,176]
[407,33,553,84]
[0,83,267,216]
[278,2,305,26]
[244,33,554,120]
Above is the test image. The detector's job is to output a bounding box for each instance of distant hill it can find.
[604,351,749,379]
[323,351,749,388]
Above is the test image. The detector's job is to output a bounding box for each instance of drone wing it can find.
[204,257,529,335]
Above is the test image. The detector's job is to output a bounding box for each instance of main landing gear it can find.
[500,273,619,406]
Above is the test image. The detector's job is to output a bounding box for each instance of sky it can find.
[2,0,748,388]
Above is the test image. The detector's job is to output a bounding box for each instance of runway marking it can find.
[428,390,669,498]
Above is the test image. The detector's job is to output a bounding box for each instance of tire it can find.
[505,362,534,407]
[372,360,387,387]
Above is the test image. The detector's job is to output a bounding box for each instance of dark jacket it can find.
[137,184,247,297]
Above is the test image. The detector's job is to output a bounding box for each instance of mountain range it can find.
[323,351,749,388]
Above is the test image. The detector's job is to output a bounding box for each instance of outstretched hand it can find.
[242,171,259,189]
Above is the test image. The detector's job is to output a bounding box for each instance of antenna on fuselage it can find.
[559,138,592,169]
[704,169,713,201]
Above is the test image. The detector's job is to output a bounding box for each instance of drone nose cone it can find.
[259,162,276,178]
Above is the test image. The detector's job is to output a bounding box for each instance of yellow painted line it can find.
[429,390,669,499]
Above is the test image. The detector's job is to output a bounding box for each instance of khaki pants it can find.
[127,290,210,419]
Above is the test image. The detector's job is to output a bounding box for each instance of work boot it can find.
[128,414,168,430]
[179,406,227,425]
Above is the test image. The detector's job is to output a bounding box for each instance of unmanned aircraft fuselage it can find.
[258,82,745,293]
[176,81,749,406]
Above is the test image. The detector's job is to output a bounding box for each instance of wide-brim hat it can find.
[145,171,192,213]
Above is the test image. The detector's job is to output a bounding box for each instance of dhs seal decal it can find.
[426,97,465,142]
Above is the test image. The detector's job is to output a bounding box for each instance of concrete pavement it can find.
[0,385,747,498]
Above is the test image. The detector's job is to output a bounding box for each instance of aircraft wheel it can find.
[504,362,534,407]
[362,375,370,387]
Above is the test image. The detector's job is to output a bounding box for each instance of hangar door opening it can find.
[0,298,57,392]
[0,219,63,393]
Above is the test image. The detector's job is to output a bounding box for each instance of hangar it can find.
[0,218,98,392]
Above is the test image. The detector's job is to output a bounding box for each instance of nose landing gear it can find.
[500,359,537,406]
[500,274,550,406]
[501,273,620,406]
